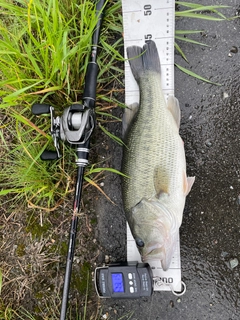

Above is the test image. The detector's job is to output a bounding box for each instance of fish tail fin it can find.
[126,40,161,82]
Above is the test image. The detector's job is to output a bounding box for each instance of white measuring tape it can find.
[122,0,175,104]
[122,0,183,292]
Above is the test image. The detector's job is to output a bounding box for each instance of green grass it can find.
[175,2,229,20]
[0,0,98,106]
[0,0,124,210]
[0,121,71,209]
[0,269,2,295]
[0,0,123,108]
[175,1,230,83]
[0,306,14,320]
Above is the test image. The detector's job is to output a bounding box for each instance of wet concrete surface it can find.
[95,1,240,319]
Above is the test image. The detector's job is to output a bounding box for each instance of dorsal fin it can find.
[122,102,139,140]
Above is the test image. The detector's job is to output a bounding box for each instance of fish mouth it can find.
[142,246,170,271]
[142,253,162,262]
[142,242,164,262]
[141,231,179,270]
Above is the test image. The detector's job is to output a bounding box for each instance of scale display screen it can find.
[95,262,153,298]
[111,273,124,293]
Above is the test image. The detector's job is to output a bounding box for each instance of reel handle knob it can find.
[40,150,59,161]
[32,104,51,115]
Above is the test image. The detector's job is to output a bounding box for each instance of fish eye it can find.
[136,238,145,247]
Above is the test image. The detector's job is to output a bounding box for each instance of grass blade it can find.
[175,35,210,47]
[175,3,229,20]
[176,12,225,21]
[99,123,125,146]
[84,176,115,204]
[175,63,221,85]
[96,111,121,122]
[176,2,229,12]
[86,165,128,178]
[175,42,188,62]
[175,30,204,35]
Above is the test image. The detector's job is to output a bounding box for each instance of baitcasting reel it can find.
[32,101,95,162]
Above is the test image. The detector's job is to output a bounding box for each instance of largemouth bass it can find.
[122,40,195,271]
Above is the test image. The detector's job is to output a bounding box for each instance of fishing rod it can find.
[31,0,105,318]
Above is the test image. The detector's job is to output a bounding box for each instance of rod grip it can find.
[83,62,98,102]
[32,104,51,115]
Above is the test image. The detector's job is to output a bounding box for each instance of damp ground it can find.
[96,1,240,319]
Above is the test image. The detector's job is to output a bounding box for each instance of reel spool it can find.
[31,102,95,161]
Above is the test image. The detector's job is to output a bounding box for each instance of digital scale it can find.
[95,262,153,298]
[94,0,185,298]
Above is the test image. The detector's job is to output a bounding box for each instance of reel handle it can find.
[40,150,59,161]
[32,104,51,115]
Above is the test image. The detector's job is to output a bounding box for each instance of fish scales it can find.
[122,40,194,270]
[123,71,184,217]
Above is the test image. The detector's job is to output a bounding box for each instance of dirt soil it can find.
[0,181,101,318]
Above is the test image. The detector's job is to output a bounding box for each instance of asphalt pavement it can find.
[95,1,240,319]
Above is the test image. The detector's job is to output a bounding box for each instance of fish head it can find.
[130,198,179,271]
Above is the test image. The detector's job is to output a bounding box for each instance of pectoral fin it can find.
[122,102,139,139]
[167,96,181,129]
[183,173,195,196]
[154,166,170,196]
